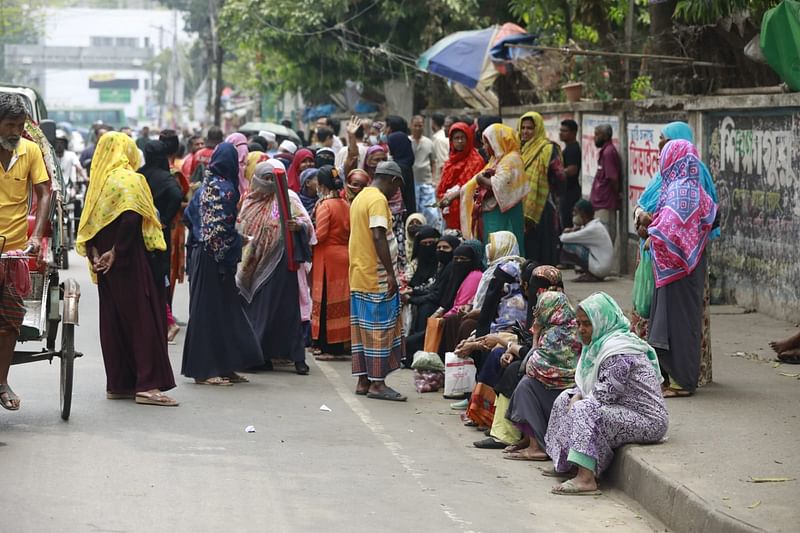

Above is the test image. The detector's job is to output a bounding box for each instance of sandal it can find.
[167,324,181,342]
[194,377,233,386]
[315,353,350,361]
[662,388,692,398]
[311,347,323,356]
[540,467,576,478]
[473,437,507,449]
[503,443,527,454]
[135,391,179,407]
[366,387,407,402]
[0,383,20,411]
[503,451,550,461]
[225,373,249,383]
[551,478,602,496]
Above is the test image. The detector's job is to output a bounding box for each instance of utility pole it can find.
[208,0,222,126]
[171,9,179,128]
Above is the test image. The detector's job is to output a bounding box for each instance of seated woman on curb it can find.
[456,261,533,427]
[437,230,524,357]
[545,292,668,496]
[471,265,565,449]
[403,234,461,359]
[504,291,582,460]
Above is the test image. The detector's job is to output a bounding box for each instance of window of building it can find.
[115,37,138,48]
[90,36,114,47]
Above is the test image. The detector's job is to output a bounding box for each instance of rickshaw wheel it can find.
[59,323,75,421]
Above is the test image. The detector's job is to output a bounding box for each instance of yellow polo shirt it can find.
[0,138,49,251]
[348,187,398,293]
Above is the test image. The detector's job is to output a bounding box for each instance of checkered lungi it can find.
[350,290,403,380]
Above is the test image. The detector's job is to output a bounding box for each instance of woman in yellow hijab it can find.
[76,132,178,407]
[459,124,528,256]
[518,111,564,265]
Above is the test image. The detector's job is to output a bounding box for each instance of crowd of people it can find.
[0,90,722,494]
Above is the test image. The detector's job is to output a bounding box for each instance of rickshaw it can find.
[5,114,82,421]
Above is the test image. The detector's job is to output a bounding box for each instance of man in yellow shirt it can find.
[0,93,52,411]
[349,161,406,401]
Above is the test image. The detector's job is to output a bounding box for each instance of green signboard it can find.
[98,88,131,104]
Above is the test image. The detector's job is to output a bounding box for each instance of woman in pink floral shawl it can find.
[647,139,717,396]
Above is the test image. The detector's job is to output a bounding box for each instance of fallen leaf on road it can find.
[747,501,761,509]
[778,372,800,378]
[748,477,795,483]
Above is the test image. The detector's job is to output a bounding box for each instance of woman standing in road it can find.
[181,143,263,385]
[237,160,313,375]
[310,166,351,360]
[77,132,178,406]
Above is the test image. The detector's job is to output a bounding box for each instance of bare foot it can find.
[506,446,549,461]
[355,376,370,395]
[503,436,530,453]
[552,467,599,494]
[778,347,800,361]
[770,331,800,355]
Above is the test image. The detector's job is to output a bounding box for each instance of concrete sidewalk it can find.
[564,272,800,533]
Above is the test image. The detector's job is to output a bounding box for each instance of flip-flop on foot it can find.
[540,467,576,478]
[473,437,507,449]
[366,387,407,401]
[135,392,179,407]
[503,452,550,461]
[0,384,20,411]
[551,479,602,496]
[662,388,692,398]
[195,377,233,386]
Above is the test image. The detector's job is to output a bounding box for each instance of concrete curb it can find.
[606,445,767,533]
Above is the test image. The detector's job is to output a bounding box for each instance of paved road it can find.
[1,252,663,532]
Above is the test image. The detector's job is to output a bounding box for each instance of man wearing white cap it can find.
[278,139,297,155]
[259,130,278,155]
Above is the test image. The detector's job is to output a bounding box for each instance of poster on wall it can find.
[581,114,620,198]
[704,110,800,308]
[626,122,664,234]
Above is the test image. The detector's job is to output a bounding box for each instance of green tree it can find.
[217,0,512,108]
[673,0,777,24]
[0,0,42,82]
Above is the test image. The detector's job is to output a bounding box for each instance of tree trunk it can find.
[560,0,573,42]
[649,0,678,92]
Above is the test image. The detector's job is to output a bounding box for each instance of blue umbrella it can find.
[417,23,536,89]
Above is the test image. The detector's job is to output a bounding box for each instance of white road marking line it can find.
[315,361,476,532]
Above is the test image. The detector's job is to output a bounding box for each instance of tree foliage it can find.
[217,0,512,103]
[673,0,778,24]
[0,0,43,82]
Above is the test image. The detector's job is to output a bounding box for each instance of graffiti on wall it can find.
[581,114,620,198]
[705,111,800,311]
[626,123,665,234]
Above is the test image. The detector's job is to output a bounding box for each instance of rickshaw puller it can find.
[0,93,51,411]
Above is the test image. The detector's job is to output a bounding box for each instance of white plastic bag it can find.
[444,352,476,398]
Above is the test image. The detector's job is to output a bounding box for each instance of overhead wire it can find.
[251,0,381,37]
